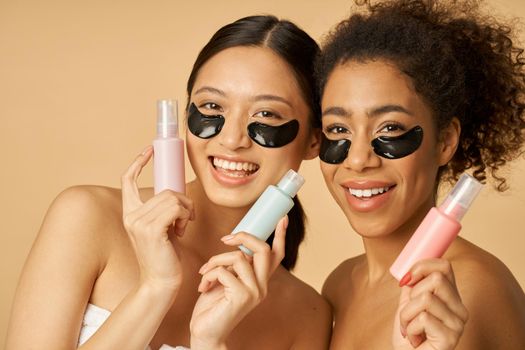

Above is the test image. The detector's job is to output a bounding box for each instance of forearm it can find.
[79,283,177,350]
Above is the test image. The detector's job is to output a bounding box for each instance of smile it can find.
[348,186,391,198]
[211,156,260,178]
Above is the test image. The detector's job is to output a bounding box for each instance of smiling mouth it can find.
[210,156,260,178]
[346,185,394,198]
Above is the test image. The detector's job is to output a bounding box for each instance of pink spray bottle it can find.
[390,173,483,281]
[153,99,185,194]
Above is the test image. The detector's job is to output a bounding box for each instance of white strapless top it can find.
[78,303,189,350]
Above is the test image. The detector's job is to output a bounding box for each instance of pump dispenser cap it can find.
[439,173,483,221]
[157,99,179,138]
[276,169,305,197]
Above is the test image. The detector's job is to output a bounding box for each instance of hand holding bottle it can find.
[392,259,469,350]
[189,216,288,349]
[121,146,194,294]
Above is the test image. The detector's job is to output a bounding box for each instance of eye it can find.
[325,124,349,135]
[379,123,406,134]
[200,102,222,112]
[253,110,281,119]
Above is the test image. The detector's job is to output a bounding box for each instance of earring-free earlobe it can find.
[304,128,322,160]
[438,118,461,166]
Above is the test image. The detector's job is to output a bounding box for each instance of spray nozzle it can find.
[439,173,483,221]
[276,169,305,198]
[157,99,179,138]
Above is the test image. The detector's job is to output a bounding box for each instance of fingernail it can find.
[283,216,289,229]
[400,327,407,337]
[399,272,412,287]
[141,145,152,155]
[198,263,208,274]
[221,234,235,241]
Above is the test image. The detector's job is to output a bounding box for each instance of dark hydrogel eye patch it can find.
[319,135,351,164]
[187,103,225,139]
[247,120,300,148]
[371,126,423,159]
[319,125,424,164]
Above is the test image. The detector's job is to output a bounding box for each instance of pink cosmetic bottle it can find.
[153,99,185,194]
[390,173,483,281]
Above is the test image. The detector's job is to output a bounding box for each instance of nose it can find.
[342,133,381,172]
[216,109,252,150]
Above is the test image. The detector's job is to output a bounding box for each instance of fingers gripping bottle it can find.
[390,173,483,281]
[153,99,185,194]
[231,169,305,255]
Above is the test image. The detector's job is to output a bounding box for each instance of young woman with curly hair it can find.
[316,1,525,349]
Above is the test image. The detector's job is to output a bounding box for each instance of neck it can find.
[182,179,251,260]
[361,197,435,285]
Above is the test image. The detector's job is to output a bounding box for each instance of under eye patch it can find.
[319,136,351,164]
[319,125,424,164]
[371,126,423,159]
[187,103,225,139]
[247,120,300,148]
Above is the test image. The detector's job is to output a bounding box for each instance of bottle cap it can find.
[276,169,305,197]
[439,173,483,221]
[157,99,179,138]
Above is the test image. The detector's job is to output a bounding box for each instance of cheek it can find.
[320,162,338,188]
[185,135,208,167]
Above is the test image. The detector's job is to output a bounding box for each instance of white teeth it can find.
[212,157,259,174]
[349,186,390,198]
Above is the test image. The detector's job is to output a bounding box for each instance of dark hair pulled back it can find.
[186,15,320,269]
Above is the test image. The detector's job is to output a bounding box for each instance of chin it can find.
[205,189,257,209]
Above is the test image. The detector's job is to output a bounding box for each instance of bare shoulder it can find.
[40,185,124,252]
[267,268,332,349]
[50,184,122,219]
[448,238,525,348]
[322,255,364,308]
[5,185,126,348]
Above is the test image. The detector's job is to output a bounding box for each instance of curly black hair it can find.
[316,0,525,191]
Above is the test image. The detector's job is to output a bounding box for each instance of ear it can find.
[437,117,461,166]
[303,127,321,160]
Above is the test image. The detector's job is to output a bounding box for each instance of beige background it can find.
[1,0,524,345]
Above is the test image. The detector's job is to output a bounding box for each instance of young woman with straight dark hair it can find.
[6,15,331,350]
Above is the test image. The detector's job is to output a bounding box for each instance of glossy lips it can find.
[187,103,225,139]
[319,125,424,164]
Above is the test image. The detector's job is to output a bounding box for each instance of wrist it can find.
[190,337,227,350]
[137,279,180,308]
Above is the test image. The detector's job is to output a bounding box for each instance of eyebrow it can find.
[193,88,292,108]
[253,94,292,108]
[321,104,413,118]
[369,105,414,117]
[322,106,349,117]
[193,86,226,96]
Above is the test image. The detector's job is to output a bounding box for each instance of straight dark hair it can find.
[186,15,320,270]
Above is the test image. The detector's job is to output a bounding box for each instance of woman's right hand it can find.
[189,216,288,349]
[121,145,195,293]
[392,259,468,350]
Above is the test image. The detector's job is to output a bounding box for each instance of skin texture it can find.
[5,46,331,350]
[320,60,525,349]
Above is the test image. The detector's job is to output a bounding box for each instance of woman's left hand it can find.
[189,216,288,350]
[392,258,469,350]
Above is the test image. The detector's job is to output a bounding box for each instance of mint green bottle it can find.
[231,169,305,255]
